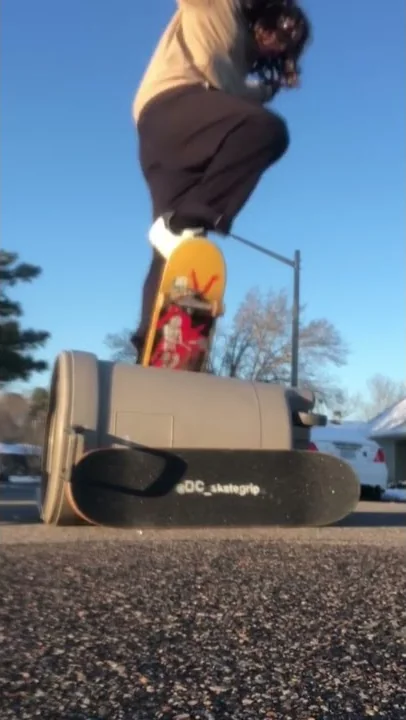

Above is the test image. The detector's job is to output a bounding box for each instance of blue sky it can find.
[2,0,405,396]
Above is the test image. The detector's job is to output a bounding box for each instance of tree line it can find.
[0,249,50,444]
[0,250,49,385]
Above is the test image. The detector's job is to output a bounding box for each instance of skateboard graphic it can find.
[140,237,226,372]
[67,446,360,528]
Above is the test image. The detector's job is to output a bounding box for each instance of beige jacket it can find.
[133,0,268,122]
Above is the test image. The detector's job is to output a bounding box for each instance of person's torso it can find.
[133,0,252,122]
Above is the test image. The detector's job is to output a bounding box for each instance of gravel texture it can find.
[1,537,406,719]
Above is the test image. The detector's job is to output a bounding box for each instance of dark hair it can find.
[243,0,312,87]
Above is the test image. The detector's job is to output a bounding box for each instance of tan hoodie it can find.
[133,0,267,122]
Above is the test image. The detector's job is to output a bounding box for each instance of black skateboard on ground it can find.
[67,446,360,528]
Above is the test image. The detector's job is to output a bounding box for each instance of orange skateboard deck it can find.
[140,237,226,371]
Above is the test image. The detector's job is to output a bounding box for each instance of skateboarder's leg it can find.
[133,85,289,354]
[139,84,289,241]
[131,249,164,352]
[191,108,289,233]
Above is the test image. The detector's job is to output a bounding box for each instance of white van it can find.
[309,424,388,500]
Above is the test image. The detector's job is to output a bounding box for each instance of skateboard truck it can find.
[292,411,327,428]
[164,292,224,317]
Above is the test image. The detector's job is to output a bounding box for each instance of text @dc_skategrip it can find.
[175,480,262,497]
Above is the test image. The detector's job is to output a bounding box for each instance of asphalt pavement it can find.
[1,486,405,719]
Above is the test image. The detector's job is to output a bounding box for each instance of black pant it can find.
[134,84,289,339]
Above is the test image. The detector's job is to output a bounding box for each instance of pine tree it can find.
[0,250,50,385]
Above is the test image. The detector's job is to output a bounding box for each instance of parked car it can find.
[309,424,388,500]
[0,443,41,484]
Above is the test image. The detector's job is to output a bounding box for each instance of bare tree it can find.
[0,392,29,426]
[104,287,349,409]
[211,288,348,407]
[105,330,136,364]
[354,374,406,421]
[0,410,22,443]
[22,387,50,446]
[324,389,361,421]
[0,393,29,442]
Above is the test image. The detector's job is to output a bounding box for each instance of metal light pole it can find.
[290,249,301,388]
[228,233,301,388]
